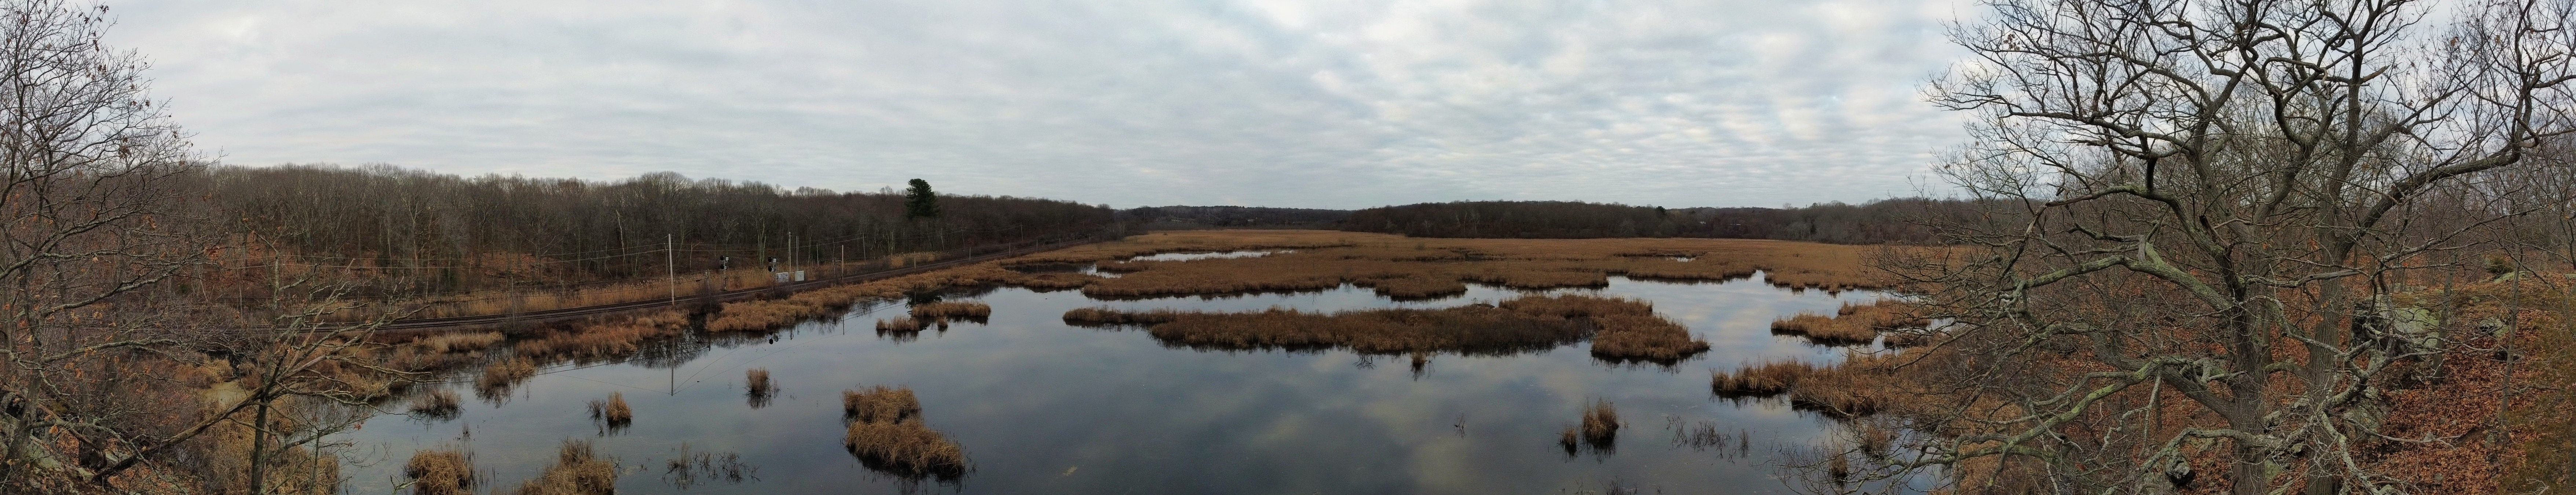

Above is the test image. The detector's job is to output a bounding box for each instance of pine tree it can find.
[904,178,941,219]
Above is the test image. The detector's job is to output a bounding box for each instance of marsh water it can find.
[338,268,1902,494]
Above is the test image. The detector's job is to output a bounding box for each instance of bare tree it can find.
[0,0,210,490]
[1901,0,2576,494]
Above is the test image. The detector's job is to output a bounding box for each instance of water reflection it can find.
[339,273,1896,494]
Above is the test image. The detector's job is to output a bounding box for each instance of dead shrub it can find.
[404,448,475,495]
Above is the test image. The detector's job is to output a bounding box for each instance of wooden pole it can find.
[675,233,685,305]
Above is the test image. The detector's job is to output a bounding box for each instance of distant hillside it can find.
[1122,205,1353,230]
[1341,199,1974,244]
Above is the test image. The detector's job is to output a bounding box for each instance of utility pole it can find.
[675,232,685,305]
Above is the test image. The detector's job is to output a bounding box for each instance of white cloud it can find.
[105,0,1973,209]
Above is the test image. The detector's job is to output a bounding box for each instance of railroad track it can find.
[222,236,1103,335]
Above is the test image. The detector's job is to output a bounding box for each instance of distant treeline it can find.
[1121,205,1352,230]
[202,164,1116,293]
[1340,199,1979,244]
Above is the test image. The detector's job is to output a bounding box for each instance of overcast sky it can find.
[103,0,1975,209]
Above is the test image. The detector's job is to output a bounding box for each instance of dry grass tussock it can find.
[475,357,538,393]
[513,310,689,361]
[840,385,966,480]
[1005,230,1907,299]
[404,448,474,495]
[587,392,633,427]
[703,261,1029,333]
[1064,294,1708,363]
[909,301,991,321]
[746,368,771,396]
[1710,359,1820,397]
[1558,399,1620,455]
[1769,299,1927,346]
[1708,349,1917,418]
[844,386,921,423]
[409,387,462,418]
[511,439,617,495]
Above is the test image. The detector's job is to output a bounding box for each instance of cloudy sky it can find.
[103,0,1975,209]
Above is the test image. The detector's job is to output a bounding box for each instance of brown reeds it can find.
[1581,399,1620,446]
[513,310,689,361]
[416,331,505,354]
[1008,230,1906,299]
[908,301,991,320]
[875,317,924,333]
[1708,351,1913,418]
[746,368,772,397]
[840,385,966,480]
[512,439,617,495]
[403,448,474,495]
[588,392,633,427]
[1710,359,1818,397]
[1768,300,1926,346]
[1059,307,1181,326]
[1066,294,1705,362]
[843,420,969,480]
[475,357,538,393]
[844,386,922,423]
[1559,399,1620,455]
[409,387,462,419]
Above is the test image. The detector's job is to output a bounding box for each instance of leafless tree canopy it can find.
[0,0,209,490]
[1904,0,2576,493]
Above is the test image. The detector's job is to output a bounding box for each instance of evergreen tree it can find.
[905,178,941,219]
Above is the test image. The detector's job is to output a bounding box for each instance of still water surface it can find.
[339,272,1889,494]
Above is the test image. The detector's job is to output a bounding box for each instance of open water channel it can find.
[336,256,1904,494]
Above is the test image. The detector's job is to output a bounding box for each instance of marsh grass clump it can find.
[1060,307,1181,327]
[409,387,462,419]
[1709,351,1915,418]
[588,392,633,428]
[417,331,505,354]
[1580,399,1620,446]
[840,385,966,480]
[875,317,923,333]
[843,419,969,481]
[745,368,774,408]
[1769,300,1927,346]
[843,386,921,424]
[908,301,991,321]
[1710,360,1817,397]
[512,440,616,495]
[475,357,538,397]
[1067,294,1704,362]
[403,447,475,495]
[1500,295,1709,363]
